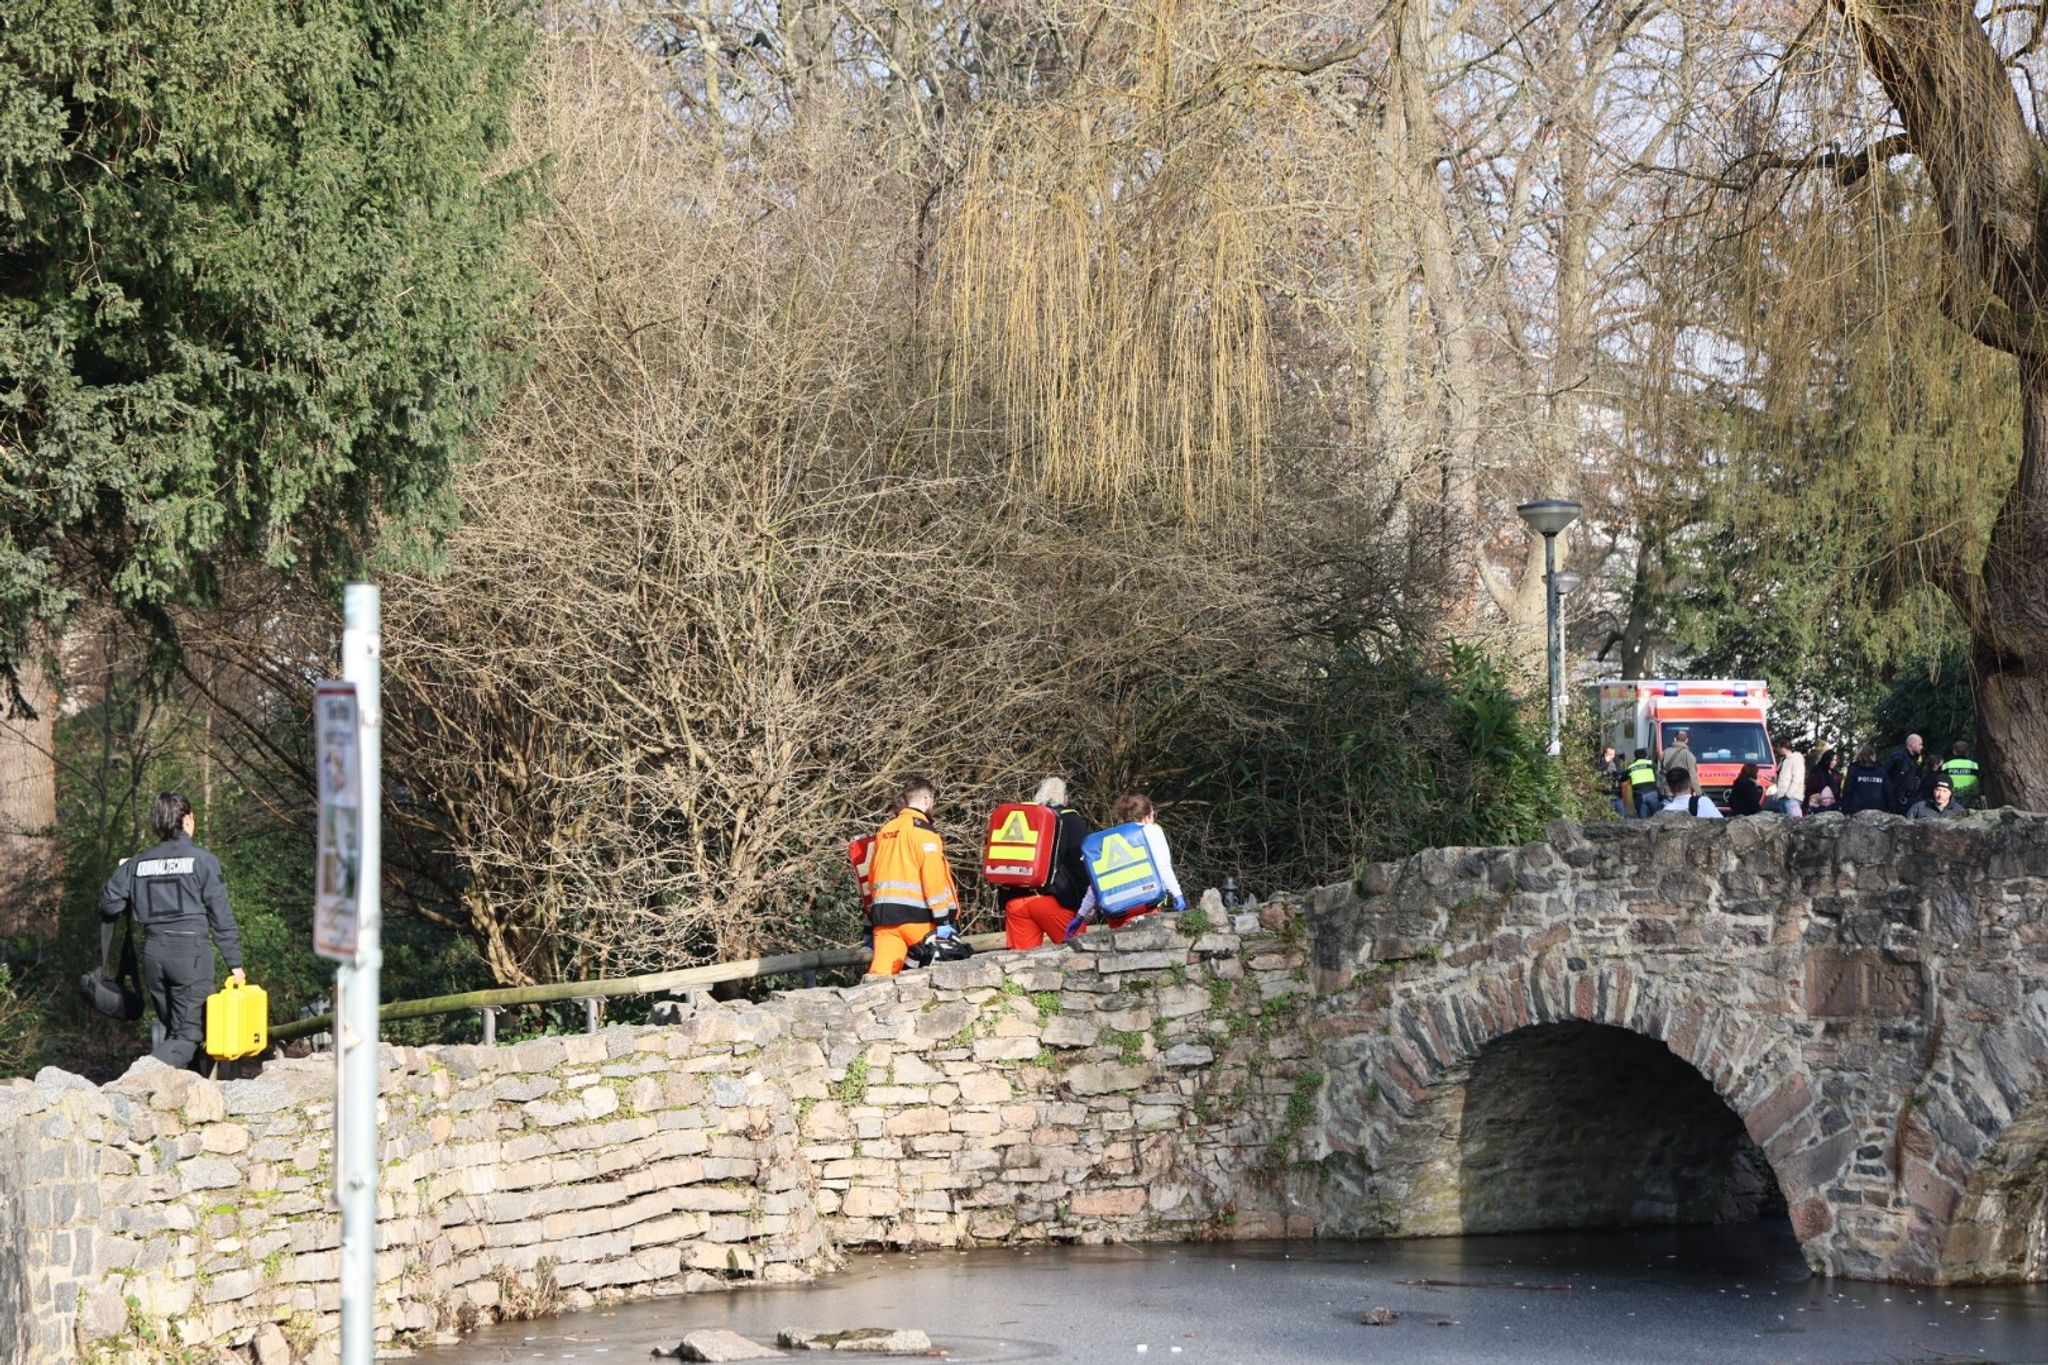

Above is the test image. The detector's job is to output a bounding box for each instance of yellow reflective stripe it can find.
[1097,864,1155,892]
[988,843,1039,859]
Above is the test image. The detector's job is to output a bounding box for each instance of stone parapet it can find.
[2,911,1313,1363]
[27,810,2048,1362]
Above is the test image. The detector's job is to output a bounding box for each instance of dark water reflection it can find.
[419,1227,2048,1364]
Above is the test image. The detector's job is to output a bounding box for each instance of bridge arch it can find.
[1317,951,1838,1265]
[1303,814,2048,1282]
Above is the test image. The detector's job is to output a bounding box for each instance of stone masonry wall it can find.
[1305,809,2048,1284]
[26,810,2045,1358]
[0,910,1314,1363]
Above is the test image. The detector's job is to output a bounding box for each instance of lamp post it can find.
[1552,571,1582,749]
[1516,498,1582,758]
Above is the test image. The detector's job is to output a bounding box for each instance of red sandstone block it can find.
[1666,1011,1701,1066]
[1903,1159,1961,1225]
[1383,1057,1426,1104]
[1790,1196,1833,1240]
[1744,1074,1812,1146]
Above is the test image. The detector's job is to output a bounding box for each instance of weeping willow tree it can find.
[1791,0,2048,806]
[932,2,1357,523]
[1680,167,2019,729]
[1630,157,2015,749]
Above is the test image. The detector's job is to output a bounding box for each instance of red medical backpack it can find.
[848,835,876,910]
[980,803,1059,889]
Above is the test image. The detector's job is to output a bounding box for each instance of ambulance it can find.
[1592,679,1777,800]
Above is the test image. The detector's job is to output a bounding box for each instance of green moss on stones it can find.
[832,1055,871,1106]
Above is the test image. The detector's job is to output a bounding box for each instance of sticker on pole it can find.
[315,681,362,962]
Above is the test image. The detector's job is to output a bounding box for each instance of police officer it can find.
[1942,741,1983,808]
[1625,748,1661,818]
[97,793,245,1070]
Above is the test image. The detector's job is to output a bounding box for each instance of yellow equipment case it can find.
[205,979,269,1060]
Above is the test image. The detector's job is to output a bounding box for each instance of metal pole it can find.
[1545,532,1563,757]
[338,584,383,1365]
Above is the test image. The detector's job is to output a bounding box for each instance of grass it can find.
[1103,1030,1147,1064]
[832,1054,871,1106]
[1264,1072,1324,1167]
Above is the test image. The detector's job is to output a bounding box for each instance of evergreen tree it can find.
[0,0,533,686]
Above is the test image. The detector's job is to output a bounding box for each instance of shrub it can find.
[0,966,40,1079]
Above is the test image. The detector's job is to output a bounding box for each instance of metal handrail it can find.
[268,931,1011,1046]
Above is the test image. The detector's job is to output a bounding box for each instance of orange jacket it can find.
[867,807,960,927]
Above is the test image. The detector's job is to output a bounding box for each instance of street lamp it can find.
[1516,498,1582,758]
[1551,572,1582,742]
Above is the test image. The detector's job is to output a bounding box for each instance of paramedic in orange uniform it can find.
[1001,777,1093,950]
[865,777,962,975]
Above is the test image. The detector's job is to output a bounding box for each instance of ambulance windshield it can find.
[1661,722,1771,764]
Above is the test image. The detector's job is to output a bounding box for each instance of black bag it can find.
[80,915,145,1022]
[905,935,975,968]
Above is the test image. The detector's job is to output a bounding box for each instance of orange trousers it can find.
[1005,894,1073,950]
[867,921,933,975]
[1099,903,1158,931]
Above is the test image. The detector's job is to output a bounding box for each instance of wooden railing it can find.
[268,932,1011,1046]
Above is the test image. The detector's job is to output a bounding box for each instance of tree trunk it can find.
[1607,532,1662,681]
[1973,365,2048,807]
[0,651,59,937]
[1394,0,1483,602]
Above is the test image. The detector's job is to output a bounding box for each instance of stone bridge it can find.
[7,812,2048,1360]
[1305,809,2048,1284]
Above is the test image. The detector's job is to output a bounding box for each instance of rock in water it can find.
[1359,1307,1398,1326]
[776,1327,935,1353]
[671,1328,786,1360]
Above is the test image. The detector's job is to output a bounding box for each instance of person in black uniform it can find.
[97,792,245,1070]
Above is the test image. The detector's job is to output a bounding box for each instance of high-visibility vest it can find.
[1625,759,1658,790]
[1943,757,1981,796]
[1081,823,1165,916]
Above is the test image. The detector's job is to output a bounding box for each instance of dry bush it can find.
[366,18,1430,985]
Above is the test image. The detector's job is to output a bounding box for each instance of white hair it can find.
[1032,776,1068,807]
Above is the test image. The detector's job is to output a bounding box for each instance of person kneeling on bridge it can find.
[864,776,962,975]
[999,777,1094,951]
[1068,793,1186,934]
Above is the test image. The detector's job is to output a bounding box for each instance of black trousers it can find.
[142,930,212,1071]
